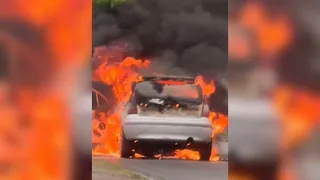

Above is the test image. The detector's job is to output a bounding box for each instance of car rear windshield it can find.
[133,81,203,117]
[133,81,203,104]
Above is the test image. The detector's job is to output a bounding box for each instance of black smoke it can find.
[0,43,9,80]
[93,0,228,76]
[0,20,51,85]
[276,18,320,93]
[208,78,228,115]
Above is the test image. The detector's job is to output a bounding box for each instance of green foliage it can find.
[93,0,127,8]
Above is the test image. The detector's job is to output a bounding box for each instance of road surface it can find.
[100,157,228,180]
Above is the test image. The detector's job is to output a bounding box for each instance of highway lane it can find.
[103,157,228,180]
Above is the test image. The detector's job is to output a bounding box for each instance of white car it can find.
[120,76,213,161]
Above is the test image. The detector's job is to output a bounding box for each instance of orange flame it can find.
[273,85,320,151]
[272,85,320,180]
[231,1,293,62]
[92,56,150,156]
[195,77,227,160]
[208,112,228,161]
[195,76,215,95]
[0,1,90,179]
[92,113,121,156]
[172,149,200,160]
[97,57,150,103]
[209,112,228,137]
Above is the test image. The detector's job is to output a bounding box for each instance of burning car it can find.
[120,75,213,161]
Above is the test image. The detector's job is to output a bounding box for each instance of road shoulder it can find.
[93,157,150,180]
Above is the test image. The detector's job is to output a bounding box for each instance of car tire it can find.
[199,142,212,161]
[120,131,134,158]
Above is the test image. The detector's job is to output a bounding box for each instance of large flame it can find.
[273,85,320,151]
[0,1,90,180]
[92,52,227,161]
[97,57,150,103]
[230,1,293,62]
[92,56,149,156]
[272,85,320,180]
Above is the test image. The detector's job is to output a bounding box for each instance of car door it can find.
[92,88,108,110]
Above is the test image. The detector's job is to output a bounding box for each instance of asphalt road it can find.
[104,157,228,180]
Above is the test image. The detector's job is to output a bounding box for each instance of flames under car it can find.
[120,76,213,161]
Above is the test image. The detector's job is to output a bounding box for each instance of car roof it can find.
[141,75,195,83]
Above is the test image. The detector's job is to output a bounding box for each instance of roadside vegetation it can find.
[93,0,128,7]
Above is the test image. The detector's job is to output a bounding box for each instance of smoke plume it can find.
[93,0,228,76]
[275,1,320,93]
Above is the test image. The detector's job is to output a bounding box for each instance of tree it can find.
[93,0,127,8]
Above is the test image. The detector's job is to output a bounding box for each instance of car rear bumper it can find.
[122,115,212,143]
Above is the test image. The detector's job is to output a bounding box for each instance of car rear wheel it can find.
[120,131,134,158]
[199,142,212,161]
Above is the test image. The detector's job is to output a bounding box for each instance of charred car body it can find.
[120,76,213,161]
[92,80,115,144]
[92,80,114,112]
